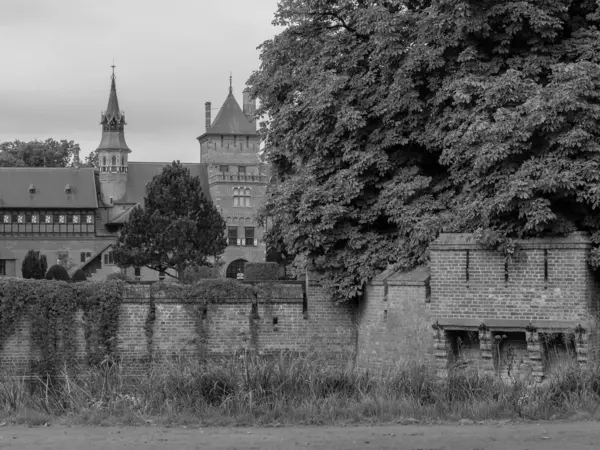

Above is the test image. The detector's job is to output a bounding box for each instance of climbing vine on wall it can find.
[0,278,124,375]
[147,280,272,357]
[79,281,124,366]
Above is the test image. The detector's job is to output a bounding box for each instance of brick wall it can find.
[429,232,600,379]
[0,276,359,373]
[430,233,597,325]
[356,267,434,371]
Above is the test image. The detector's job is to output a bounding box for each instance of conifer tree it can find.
[21,250,45,279]
[113,161,227,278]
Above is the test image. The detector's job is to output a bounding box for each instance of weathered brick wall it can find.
[0,277,359,373]
[429,232,600,379]
[430,233,598,325]
[356,267,434,371]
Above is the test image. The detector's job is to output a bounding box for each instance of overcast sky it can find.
[0,0,280,162]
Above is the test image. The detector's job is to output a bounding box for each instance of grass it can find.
[0,352,599,426]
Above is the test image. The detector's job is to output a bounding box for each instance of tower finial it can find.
[229,72,232,95]
[111,60,116,82]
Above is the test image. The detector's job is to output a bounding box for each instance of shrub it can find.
[71,269,88,283]
[45,265,70,282]
[21,250,45,279]
[244,262,280,281]
[106,272,133,281]
[181,266,218,284]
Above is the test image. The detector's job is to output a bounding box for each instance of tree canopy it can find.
[249,0,600,300]
[0,139,95,168]
[113,161,227,277]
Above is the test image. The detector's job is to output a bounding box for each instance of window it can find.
[111,156,116,166]
[245,227,255,246]
[2,215,8,223]
[80,252,86,263]
[134,267,141,278]
[219,165,228,173]
[0,260,5,275]
[25,212,32,223]
[226,259,247,279]
[159,270,165,281]
[103,251,115,265]
[233,187,251,207]
[228,226,238,246]
[102,156,107,166]
[238,166,246,175]
[44,214,52,223]
[86,215,94,224]
[73,215,80,224]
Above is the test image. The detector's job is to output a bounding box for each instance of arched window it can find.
[233,187,251,207]
[111,156,116,165]
[226,259,247,279]
[102,156,107,166]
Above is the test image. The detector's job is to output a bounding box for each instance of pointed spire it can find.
[105,63,121,120]
[229,72,233,95]
[97,64,131,153]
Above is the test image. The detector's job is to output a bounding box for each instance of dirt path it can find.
[0,421,598,449]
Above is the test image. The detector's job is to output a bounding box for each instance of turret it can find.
[95,65,131,204]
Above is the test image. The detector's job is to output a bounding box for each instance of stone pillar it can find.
[432,323,448,378]
[478,327,495,377]
[526,332,544,383]
[575,327,589,366]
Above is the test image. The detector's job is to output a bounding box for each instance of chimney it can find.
[243,88,256,126]
[205,102,211,131]
[73,147,81,168]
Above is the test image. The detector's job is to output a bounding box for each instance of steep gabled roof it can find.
[0,167,98,208]
[208,92,257,136]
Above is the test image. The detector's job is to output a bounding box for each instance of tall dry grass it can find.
[0,352,598,426]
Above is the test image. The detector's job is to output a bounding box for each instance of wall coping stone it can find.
[430,232,591,251]
[436,318,584,330]
[122,297,303,305]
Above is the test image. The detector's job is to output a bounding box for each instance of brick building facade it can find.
[0,70,268,280]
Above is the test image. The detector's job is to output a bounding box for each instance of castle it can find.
[0,69,268,280]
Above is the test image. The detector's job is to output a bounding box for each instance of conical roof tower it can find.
[96,65,131,153]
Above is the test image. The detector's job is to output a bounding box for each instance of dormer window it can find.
[65,184,73,194]
[28,184,36,194]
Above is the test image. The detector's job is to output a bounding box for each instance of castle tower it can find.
[197,76,268,276]
[95,65,131,205]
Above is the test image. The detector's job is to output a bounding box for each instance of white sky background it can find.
[0,0,281,162]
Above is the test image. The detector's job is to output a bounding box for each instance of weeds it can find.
[0,352,599,426]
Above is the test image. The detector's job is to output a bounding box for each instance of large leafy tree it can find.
[0,139,95,168]
[113,161,227,278]
[250,0,600,300]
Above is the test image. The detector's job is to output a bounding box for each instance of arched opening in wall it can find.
[226,259,247,280]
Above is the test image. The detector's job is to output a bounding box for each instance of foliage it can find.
[21,250,45,279]
[45,265,71,282]
[0,279,124,376]
[244,262,280,281]
[71,269,88,283]
[79,281,124,366]
[106,272,133,281]
[250,0,600,299]
[180,266,219,284]
[0,139,94,168]
[1,355,600,425]
[113,161,227,278]
[39,255,48,279]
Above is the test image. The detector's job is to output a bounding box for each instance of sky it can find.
[0,0,281,162]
